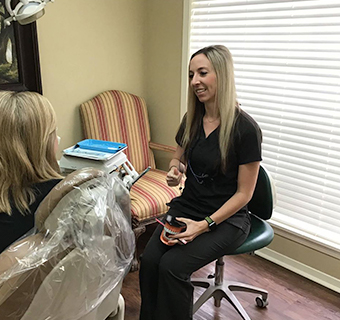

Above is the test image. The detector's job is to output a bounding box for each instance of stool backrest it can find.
[247,165,275,221]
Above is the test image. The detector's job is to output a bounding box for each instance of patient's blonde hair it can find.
[0,91,62,215]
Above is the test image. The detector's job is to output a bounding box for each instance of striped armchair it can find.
[80,90,182,271]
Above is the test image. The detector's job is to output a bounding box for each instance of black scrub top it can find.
[168,109,262,232]
[0,179,62,253]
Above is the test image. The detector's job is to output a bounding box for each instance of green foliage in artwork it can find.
[0,63,18,84]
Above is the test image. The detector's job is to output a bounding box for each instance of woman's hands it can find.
[166,166,183,187]
[166,145,186,187]
[167,217,209,245]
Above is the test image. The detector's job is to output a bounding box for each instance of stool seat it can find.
[232,215,274,255]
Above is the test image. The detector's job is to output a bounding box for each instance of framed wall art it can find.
[0,0,42,93]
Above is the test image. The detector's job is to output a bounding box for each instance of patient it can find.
[0,91,62,253]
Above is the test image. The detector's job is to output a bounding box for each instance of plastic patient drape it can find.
[0,168,135,320]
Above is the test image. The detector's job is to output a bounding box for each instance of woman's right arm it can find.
[166,145,186,187]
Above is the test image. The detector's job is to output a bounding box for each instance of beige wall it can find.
[144,0,184,169]
[268,234,340,280]
[37,0,147,158]
[36,0,339,288]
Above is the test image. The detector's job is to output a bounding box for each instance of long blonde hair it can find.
[182,45,239,172]
[0,91,62,215]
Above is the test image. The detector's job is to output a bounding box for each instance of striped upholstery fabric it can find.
[130,169,180,224]
[80,90,155,172]
[80,90,181,223]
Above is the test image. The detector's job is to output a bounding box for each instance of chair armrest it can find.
[149,141,176,153]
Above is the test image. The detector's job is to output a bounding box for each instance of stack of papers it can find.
[63,139,127,161]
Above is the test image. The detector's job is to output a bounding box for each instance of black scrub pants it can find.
[139,212,250,320]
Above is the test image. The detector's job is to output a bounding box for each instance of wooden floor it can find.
[121,225,340,320]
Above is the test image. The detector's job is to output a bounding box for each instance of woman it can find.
[139,45,262,320]
[0,91,62,253]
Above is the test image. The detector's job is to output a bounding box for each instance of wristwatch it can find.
[204,216,217,232]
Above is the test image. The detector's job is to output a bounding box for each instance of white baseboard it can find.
[256,247,340,294]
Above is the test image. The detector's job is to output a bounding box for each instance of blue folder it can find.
[76,139,127,154]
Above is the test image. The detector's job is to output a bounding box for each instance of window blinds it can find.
[190,0,340,252]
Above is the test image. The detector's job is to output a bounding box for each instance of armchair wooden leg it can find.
[130,225,146,272]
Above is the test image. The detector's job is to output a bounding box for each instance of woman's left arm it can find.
[210,161,260,225]
[171,161,260,244]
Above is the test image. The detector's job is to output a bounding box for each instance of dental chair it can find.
[0,168,135,320]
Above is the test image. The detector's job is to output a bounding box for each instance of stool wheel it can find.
[255,296,268,308]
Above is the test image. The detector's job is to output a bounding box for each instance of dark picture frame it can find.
[0,2,42,93]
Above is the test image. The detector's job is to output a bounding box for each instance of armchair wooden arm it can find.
[149,141,176,153]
